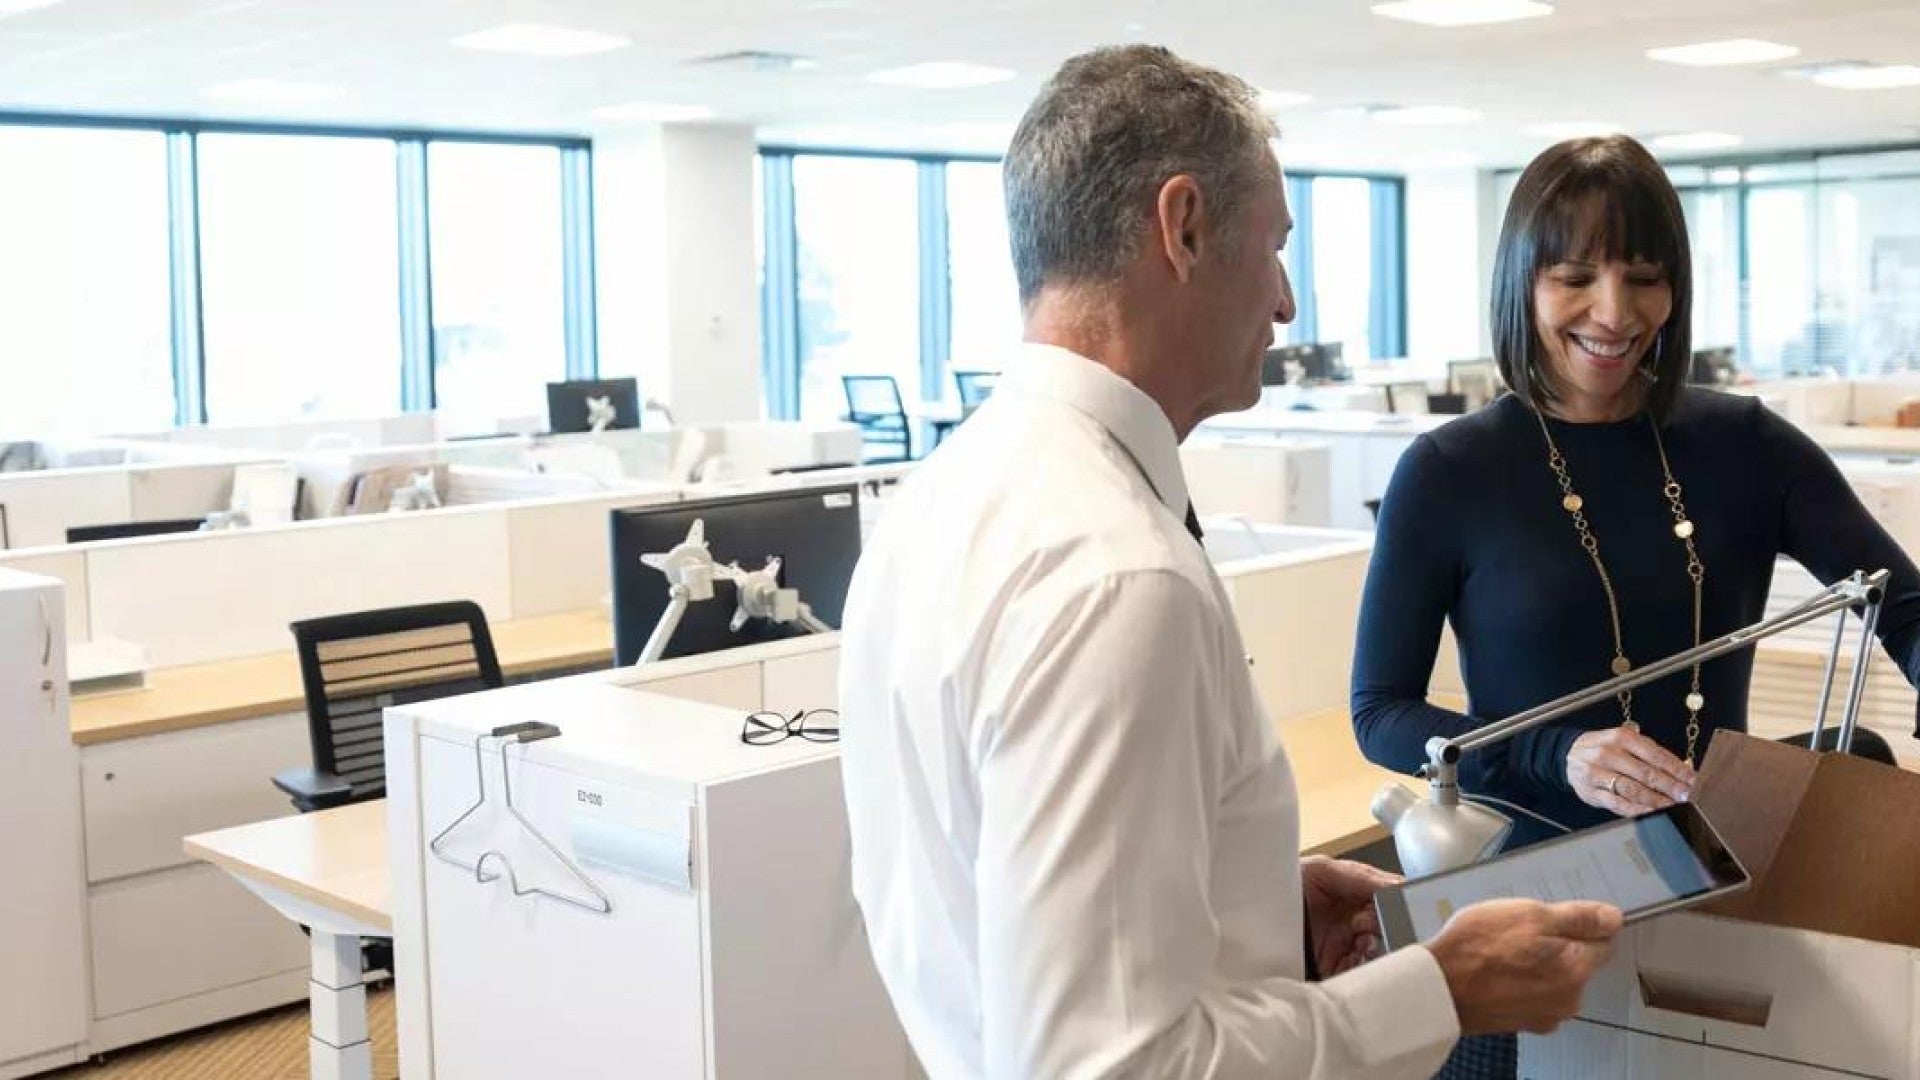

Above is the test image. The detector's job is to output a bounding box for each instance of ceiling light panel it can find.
[1810,64,1920,90]
[1646,39,1800,66]
[1371,0,1552,28]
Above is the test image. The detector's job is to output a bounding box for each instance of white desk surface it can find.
[1200,409,1456,438]
[183,798,391,934]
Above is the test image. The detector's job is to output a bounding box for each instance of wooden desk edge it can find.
[73,615,613,746]
[183,833,393,935]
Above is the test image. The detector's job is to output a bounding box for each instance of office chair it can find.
[1777,725,1898,766]
[273,600,503,814]
[842,374,913,463]
[953,370,1000,416]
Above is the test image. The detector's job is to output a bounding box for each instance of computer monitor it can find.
[610,484,865,665]
[66,518,204,544]
[546,377,640,434]
[1690,347,1738,387]
[1260,347,1294,387]
[1302,342,1347,383]
[1259,342,1336,384]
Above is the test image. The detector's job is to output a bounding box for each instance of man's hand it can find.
[1300,855,1398,976]
[1426,899,1622,1035]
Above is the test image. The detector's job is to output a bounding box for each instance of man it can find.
[838,45,1621,1079]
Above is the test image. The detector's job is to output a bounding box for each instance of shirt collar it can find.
[1001,342,1190,518]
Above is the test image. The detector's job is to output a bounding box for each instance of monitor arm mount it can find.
[632,519,833,666]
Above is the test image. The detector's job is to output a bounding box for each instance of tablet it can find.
[1374,801,1750,950]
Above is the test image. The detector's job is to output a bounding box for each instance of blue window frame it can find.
[757,147,1409,420]
[0,111,594,432]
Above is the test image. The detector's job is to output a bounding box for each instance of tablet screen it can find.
[1385,802,1747,944]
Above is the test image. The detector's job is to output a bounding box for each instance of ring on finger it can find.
[1609,775,1624,797]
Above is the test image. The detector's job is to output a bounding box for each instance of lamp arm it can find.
[1427,568,1889,781]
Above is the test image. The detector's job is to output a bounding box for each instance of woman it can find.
[1350,130,1920,1078]
[1355,134,1920,841]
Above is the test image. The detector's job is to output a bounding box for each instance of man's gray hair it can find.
[1004,45,1276,304]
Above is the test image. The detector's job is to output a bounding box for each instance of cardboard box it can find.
[1520,731,1920,1078]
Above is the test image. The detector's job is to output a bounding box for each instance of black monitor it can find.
[546,377,640,434]
[1690,347,1738,387]
[610,485,865,665]
[1303,342,1347,382]
[66,518,203,543]
[1264,343,1323,386]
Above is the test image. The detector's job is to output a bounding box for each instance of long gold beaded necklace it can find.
[1532,408,1709,765]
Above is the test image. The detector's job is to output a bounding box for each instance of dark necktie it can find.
[1184,504,1205,545]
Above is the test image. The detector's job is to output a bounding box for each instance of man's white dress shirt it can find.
[839,344,1460,1079]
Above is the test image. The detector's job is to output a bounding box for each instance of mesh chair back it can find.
[843,374,906,419]
[290,601,503,804]
[842,374,912,462]
[953,370,999,412]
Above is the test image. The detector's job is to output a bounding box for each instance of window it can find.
[0,126,175,435]
[1310,176,1377,362]
[760,150,1409,421]
[790,156,921,421]
[197,133,403,423]
[945,162,1021,377]
[427,142,567,426]
[1744,186,1818,376]
[1680,187,1741,358]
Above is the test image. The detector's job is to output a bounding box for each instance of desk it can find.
[185,800,389,1080]
[1282,707,1420,857]
[71,608,613,746]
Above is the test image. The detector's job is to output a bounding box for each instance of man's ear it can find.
[1156,175,1206,284]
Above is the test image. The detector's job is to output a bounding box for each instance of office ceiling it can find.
[1,0,1917,169]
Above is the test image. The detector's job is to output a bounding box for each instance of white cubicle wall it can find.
[0,457,270,551]
[1182,438,1333,527]
[122,412,439,453]
[0,485,682,668]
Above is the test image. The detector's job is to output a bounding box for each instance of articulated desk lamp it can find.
[1374,568,1891,878]
[631,519,833,666]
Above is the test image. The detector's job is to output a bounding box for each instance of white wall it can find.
[1403,168,1493,362]
[593,123,763,426]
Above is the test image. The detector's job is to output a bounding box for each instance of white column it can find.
[1405,168,1493,363]
[593,123,764,425]
[309,930,372,1080]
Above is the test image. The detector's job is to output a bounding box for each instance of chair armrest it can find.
[272,767,356,811]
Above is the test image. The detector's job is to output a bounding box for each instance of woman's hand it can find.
[1566,727,1695,816]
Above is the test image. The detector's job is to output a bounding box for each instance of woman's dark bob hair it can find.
[1491,134,1692,423]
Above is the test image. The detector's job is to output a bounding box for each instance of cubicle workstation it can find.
[0,440,288,551]
[373,522,1427,1078]
[0,478,699,1072]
